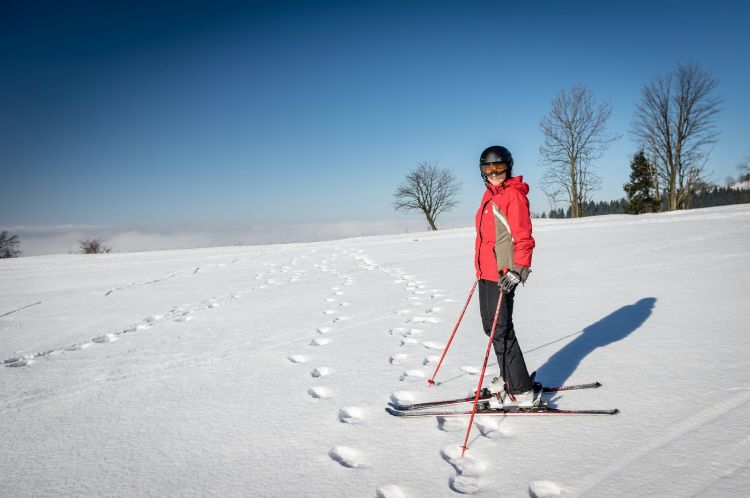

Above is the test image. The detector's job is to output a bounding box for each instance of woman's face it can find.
[486,171,507,186]
[481,162,508,186]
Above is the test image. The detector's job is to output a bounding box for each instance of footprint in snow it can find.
[441,445,487,494]
[423,355,440,365]
[316,326,333,334]
[441,445,488,476]
[400,338,419,347]
[174,311,193,322]
[376,485,407,498]
[400,370,425,381]
[325,297,338,303]
[308,386,331,399]
[390,391,416,405]
[338,406,365,424]
[137,315,162,330]
[311,367,332,378]
[422,341,445,350]
[329,446,365,468]
[437,416,467,433]
[391,328,423,338]
[330,286,341,291]
[460,366,480,375]
[332,316,350,323]
[322,310,336,315]
[5,356,33,367]
[426,307,442,314]
[529,481,564,497]
[390,353,409,365]
[409,316,442,324]
[338,302,350,307]
[93,333,117,343]
[310,337,331,346]
[288,354,310,364]
[334,291,344,296]
[396,309,412,315]
[450,475,483,495]
[475,416,514,438]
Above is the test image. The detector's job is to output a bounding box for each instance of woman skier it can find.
[474,145,541,408]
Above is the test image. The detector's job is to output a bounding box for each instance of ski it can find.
[386,405,619,417]
[388,381,602,411]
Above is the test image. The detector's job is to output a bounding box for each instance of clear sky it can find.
[2,0,749,247]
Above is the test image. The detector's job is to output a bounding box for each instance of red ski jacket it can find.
[474,176,535,282]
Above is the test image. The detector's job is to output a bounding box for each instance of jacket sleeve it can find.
[507,188,535,268]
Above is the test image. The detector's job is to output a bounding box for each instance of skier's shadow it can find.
[534,297,657,387]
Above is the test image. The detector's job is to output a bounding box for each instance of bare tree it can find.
[80,238,112,254]
[539,85,619,218]
[631,63,721,211]
[540,182,566,214]
[0,231,22,258]
[393,161,462,230]
[737,150,750,182]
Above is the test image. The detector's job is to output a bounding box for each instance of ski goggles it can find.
[480,162,508,176]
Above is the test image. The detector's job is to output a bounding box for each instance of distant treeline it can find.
[539,186,750,219]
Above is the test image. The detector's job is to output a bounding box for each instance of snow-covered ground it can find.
[2,205,749,497]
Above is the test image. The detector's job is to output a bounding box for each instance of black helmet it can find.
[479,145,513,180]
[480,145,513,167]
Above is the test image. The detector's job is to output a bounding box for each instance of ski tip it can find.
[387,402,410,411]
[612,408,620,415]
[594,381,603,388]
[385,407,406,417]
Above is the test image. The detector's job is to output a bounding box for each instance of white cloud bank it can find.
[5,218,471,256]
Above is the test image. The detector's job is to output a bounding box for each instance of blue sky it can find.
[2,0,749,247]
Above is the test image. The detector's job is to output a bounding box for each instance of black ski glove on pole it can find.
[498,267,530,293]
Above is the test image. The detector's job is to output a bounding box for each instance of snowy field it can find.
[2,204,749,497]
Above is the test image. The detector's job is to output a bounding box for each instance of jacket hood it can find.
[485,175,529,196]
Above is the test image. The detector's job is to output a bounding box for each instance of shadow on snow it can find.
[534,297,657,386]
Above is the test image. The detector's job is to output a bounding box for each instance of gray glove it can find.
[498,267,530,293]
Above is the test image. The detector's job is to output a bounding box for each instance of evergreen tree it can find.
[623,150,659,214]
[0,231,22,258]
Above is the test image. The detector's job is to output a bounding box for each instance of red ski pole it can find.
[460,287,503,457]
[427,280,478,387]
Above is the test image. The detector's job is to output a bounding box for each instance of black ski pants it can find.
[478,279,532,394]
